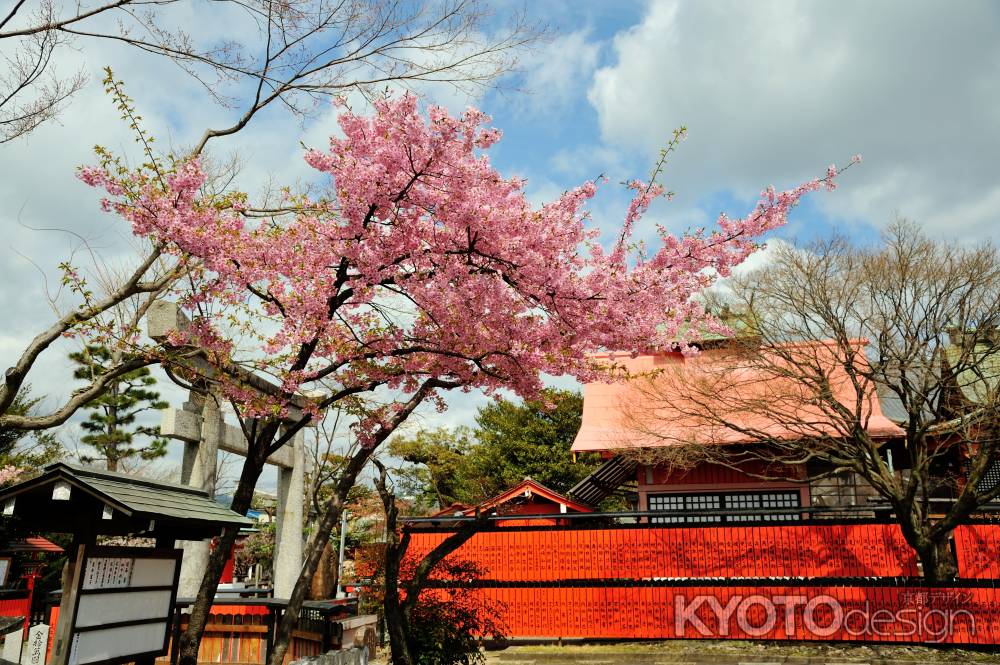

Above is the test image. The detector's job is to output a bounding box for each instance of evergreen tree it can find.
[70,345,169,471]
[388,427,480,511]
[0,385,62,478]
[469,389,595,498]
[390,390,607,511]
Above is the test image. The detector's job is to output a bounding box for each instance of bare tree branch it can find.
[622,220,1000,581]
[1,0,537,439]
[1,0,542,146]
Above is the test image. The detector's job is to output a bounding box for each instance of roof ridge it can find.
[46,462,208,497]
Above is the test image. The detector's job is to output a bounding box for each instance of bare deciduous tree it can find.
[0,17,85,144]
[623,222,1000,581]
[1,0,539,145]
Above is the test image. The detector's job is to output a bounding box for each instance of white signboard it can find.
[0,557,10,587]
[69,623,168,665]
[23,624,48,665]
[64,547,181,665]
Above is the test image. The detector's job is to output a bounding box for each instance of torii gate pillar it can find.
[273,429,305,598]
[149,301,310,598]
[176,392,222,597]
[160,403,307,598]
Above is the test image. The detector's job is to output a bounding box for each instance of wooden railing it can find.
[43,598,375,665]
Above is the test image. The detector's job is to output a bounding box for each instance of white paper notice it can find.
[81,557,134,590]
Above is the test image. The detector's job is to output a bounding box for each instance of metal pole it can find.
[335,510,349,599]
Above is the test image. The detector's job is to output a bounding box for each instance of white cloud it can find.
[0,11,338,458]
[515,30,601,116]
[588,0,1000,238]
[0,14,542,448]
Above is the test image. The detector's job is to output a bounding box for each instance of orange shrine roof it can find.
[572,338,904,454]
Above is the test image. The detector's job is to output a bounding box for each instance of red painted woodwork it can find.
[205,603,270,615]
[955,524,1000,579]
[220,554,235,585]
[404,523,920,581]
[47,605,58,663]
[0,593,30,641]
[431,479,591,526]
[432,584,992,644]
[640,461,803,486]
[212,539,238,585]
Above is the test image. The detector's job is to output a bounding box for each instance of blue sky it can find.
[447,0,983,259]
[1,0,997,488]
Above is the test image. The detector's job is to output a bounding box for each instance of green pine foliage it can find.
[0,386,62,472]
[470,389,595,498]
[70,345,170,471]
[390,389,607,512]
[389,427,480,511]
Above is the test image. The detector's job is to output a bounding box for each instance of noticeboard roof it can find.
[0,463,251,540]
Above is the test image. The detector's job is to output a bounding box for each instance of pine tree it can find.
[0,386,62,474]
[70,345,170,471]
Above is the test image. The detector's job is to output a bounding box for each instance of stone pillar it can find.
[178,393,205,485]
[177,393,222,597]
[273,429,305,598]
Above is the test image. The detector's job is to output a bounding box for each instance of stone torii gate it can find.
[147,301,309,598]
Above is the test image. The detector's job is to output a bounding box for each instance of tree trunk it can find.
[308,543,335,600]
[267,447,376,665]
[177,456,265,665]
[892,497,960,584]
[107,398,119,472]
[376,462,414,665]
[381,519,488,664]
[383,577,414,665]
[372,456,489,665]
[916,536,959,583]
[268,499,345,664]
[267,380,447,665]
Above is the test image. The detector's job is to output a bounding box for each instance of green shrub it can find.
[407,562,506,665]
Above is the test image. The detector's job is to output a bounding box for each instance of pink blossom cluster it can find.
[0,465,21,486]
[610,179,665,267]
[80,94,845,435]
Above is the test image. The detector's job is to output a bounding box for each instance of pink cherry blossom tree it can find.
[81,94,851,662]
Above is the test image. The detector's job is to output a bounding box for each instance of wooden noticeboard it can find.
[53,546,182,665]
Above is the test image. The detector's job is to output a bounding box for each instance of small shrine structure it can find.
[0,462,249,665]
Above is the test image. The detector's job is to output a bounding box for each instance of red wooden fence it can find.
[955,524,1000,579]
[0,592,30,640]
[405,522,921,580]
[397,520,1000,645]
[429,584,994,644]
